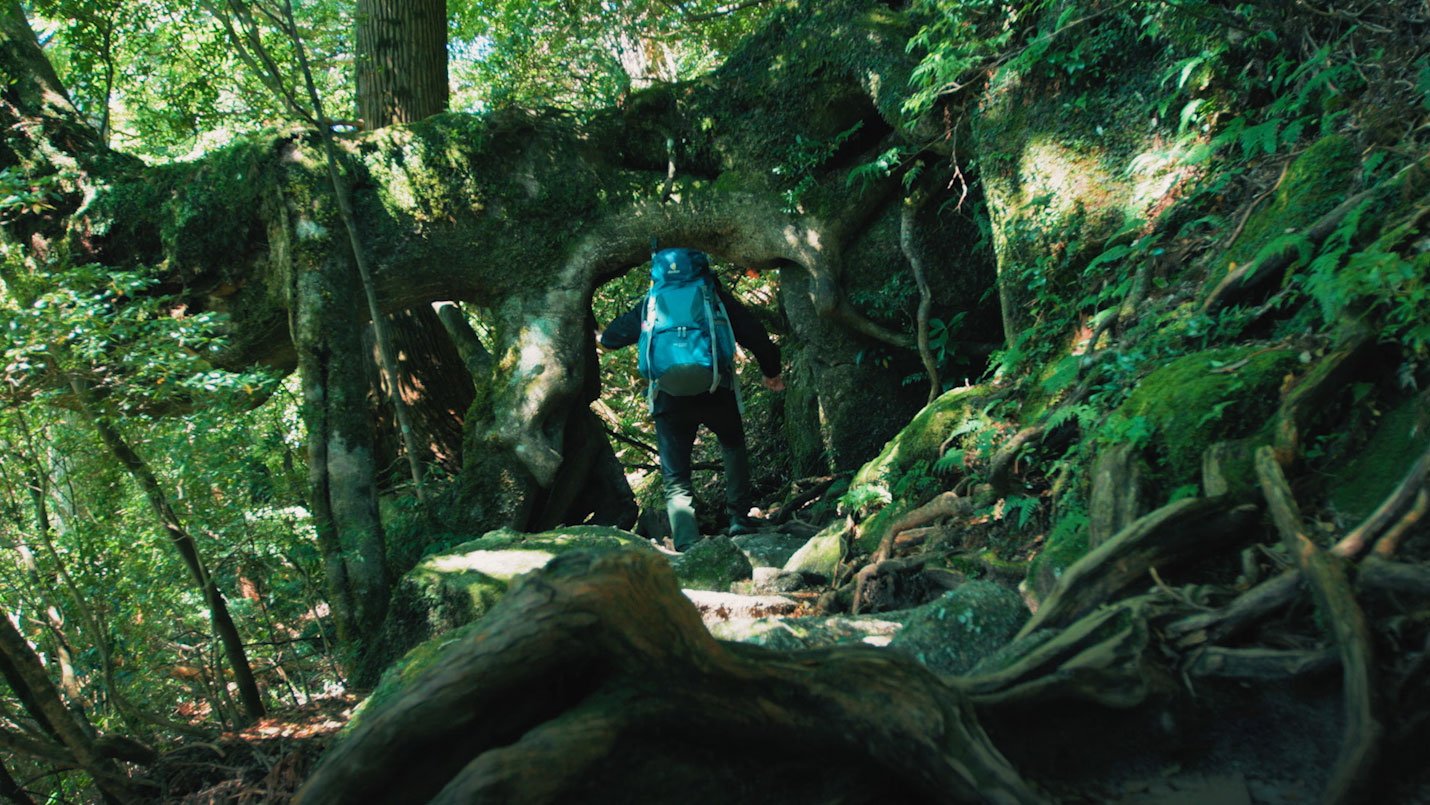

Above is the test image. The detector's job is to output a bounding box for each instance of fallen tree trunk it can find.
[297,549,1044,805]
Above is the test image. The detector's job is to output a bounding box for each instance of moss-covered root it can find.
[1021,497,1259,635]
[298,548,1045,805]
[1255,448,1381,803]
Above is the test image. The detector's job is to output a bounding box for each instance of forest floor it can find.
[154,514,1430,804]
[154,695,356,803]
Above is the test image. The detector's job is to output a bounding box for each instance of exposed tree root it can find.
[1333,444,1430,558]
[1165,569,1302,649]
[962,596,1170,711]
[297,550,1044,805]
[1255,447,1382,804]
[1020,497,1259,634]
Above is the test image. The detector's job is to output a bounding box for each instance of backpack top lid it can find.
[650,247,710,287]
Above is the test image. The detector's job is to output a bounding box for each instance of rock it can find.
[730,566,807,595]
[731,532,809,568]
[671,536,753,591]
[711,614,904,650]
[368,526,652,675]
[682,589,800,628]
[782,524,845,581]
[888,581,1029,676]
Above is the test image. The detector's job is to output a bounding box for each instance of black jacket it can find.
[600,279,781,379]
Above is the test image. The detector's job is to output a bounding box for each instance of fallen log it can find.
[297,549,1044,804]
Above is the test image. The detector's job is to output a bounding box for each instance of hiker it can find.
[597,247,784,552]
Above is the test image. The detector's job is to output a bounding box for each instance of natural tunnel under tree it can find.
[0,0,998,648]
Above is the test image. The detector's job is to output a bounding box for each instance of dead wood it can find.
[1020,497,1259,636]
[297,549,1044,805]
[1255,447,1381,804]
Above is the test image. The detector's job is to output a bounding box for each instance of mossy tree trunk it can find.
[1,0,992,647]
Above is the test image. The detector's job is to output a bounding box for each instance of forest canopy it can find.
[1,0,1428,801]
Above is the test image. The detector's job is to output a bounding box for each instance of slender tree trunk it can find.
[67,378,265,722]
[297,266,392,644]
[0,612,144,803]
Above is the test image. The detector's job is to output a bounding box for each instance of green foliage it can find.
[773,121,865,212]
[450,0,777,110]
[29,0,352,158]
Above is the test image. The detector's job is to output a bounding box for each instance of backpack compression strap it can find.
[702,281,721,394]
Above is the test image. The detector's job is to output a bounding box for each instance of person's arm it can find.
[716,282,782,384]
[598,303,643,350]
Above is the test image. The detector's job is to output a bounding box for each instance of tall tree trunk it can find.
[355,0,448,128]
[296,263,392,645]
[365,306,474,484]
[355,2,474,501]
[67,378,266,722]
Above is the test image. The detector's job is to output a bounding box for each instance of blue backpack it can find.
[637,248,737,398]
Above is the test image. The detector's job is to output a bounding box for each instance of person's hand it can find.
[762,374,785,392]
[593,329,607,351]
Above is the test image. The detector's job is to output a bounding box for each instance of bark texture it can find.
[297,549,1044,805]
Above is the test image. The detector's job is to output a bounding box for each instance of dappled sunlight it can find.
[1017,137,1115,216]
[423,549,555,578]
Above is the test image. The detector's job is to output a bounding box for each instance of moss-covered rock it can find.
[370,526,652,675]
[709,613,904,650]
[1327,396,1430,525]
[731,532,810,569]
[1105,346,1300,493]
[1210,134,1358,291]
[670,536,753,591]
[838,385,993,552]
[972,15,1185,340]
[888,582,1029,676]
[782,522,847,581]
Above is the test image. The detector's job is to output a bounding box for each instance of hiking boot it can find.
[727,515,766,537]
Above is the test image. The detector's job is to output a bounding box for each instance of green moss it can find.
[364,527,650,684]
[783,522,846,581]
[851,384,990,494]
[1328,397,1430,524]
[348,618,486,735]
[1215,134,1357,284]
[1027,520,1089,602]
[1107,346,1299,491]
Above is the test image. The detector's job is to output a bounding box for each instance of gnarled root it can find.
[297,549,1044,805]
[1021,497,1259,635]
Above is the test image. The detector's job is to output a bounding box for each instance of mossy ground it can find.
[1106,346,1300,494]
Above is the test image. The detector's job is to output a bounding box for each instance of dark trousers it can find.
[653,387,752,549]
